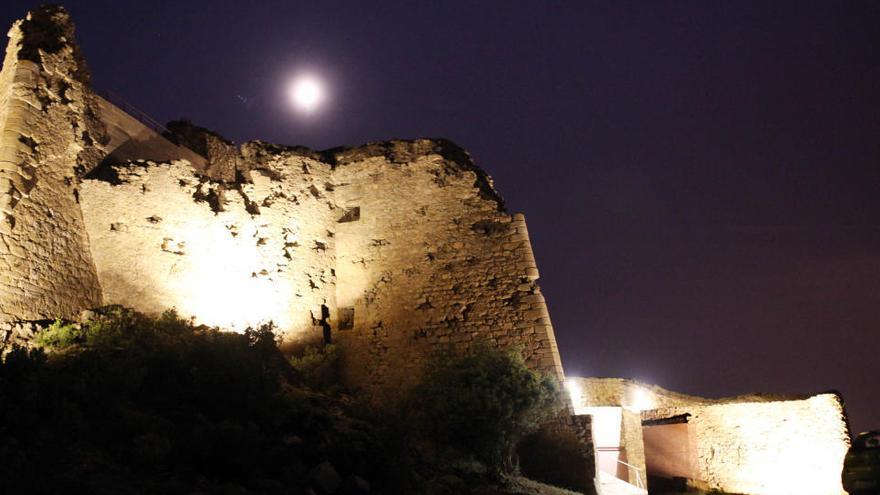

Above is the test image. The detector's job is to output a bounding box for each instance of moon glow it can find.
[287,75,326,114]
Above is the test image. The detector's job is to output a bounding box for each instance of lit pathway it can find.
[597,471,648,495]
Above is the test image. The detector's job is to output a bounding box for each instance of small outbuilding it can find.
[567,377,850,495]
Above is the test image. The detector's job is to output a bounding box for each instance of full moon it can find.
[287,75,326,114]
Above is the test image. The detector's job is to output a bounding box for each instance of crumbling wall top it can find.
[569,376,842,410]
[16,6,90,84]
[322,138,505,210]
[159,122,506,210]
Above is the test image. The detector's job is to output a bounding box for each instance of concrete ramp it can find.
[597,471,647,495]
[95,93,206,169]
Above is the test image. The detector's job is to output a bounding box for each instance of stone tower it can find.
[0,7,107,320]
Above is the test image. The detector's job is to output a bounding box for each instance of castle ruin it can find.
[0,7,563,394]
[0,7,852,495]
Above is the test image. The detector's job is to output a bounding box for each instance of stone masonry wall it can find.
[571,377,850,495]
[0,7,566,395]
[80,153,339,348]
[331,140,563,390]
[643,394,849,495]
[620,408,646,487]
[0,8,105,320]
[1,7,582,488]
[79,139,565,391]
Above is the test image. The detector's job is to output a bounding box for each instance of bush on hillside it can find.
[0,308,376,494]
[290,342,340,391]
[34,318,79,348]
[407,343,564,475]
[1,308,565,493]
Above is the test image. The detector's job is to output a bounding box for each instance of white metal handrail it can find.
[616,459,645,490]
[96,89,170,136]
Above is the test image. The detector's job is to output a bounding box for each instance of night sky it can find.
[2,1,878,432]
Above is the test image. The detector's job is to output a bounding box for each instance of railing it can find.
[95,89,170,137]
[93,89,207,162]
[616,459,646,490]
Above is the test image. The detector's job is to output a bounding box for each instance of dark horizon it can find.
[2,1,877,432]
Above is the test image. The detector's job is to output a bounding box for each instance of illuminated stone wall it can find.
[79,139,565,389]
[620,409,645,486]
[643,394,849,495]
[0,6,565,393]
[331,141,564,390]
[80,154,339,348]
[0,6,580,487]
[0,8,105,320]
[569,377,851,495]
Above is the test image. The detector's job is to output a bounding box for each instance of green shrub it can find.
[34,319,80,348]
[408,343,563,475]
[32,308,190,350]
[290,343,339,390]
[0,308,367,494]
[2,307,565,493]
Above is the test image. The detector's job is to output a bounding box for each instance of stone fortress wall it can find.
[0,7,107,321]
[0,8,588,485]
[0,7,565,393]
[80,139,564,391]
[569,377,851,495]
[4,8,855,495]
[330,144,562,389]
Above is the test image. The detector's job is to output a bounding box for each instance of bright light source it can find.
[287,75,326,114]
[630,387,655,412]
[565,378,583,406]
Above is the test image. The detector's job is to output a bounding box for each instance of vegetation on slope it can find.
[0,307,563,494]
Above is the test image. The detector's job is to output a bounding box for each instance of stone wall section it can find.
[518,414,598,494]
[0,7,567,395]
[0,319,43,352]
[643,394,849,495]
[1,3,568,425]
[570,377,851,495]
[80,153,339,347]
[620,408,646,487]
[0,6,581,486]
[0,9,105,320]
[331,142,563,390]
[78,140,566,392]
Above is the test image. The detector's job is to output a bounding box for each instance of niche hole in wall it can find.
[339,306,355,330]
[338,207,360,223]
